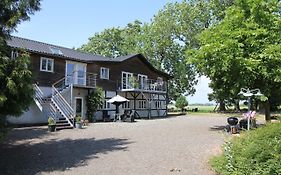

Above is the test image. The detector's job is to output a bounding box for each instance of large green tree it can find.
[0,0,41,137]
[80,1,223,100]
[189,0,281,120]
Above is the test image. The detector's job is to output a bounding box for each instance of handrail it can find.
[118,78,167,92]
[52,86,74,115]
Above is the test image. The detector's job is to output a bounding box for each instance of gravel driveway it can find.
[0,115,226,175]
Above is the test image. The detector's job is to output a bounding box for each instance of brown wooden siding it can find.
[87,55,168,91]
[28,53,167,90]
[29,53,66,87]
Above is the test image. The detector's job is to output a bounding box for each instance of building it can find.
[6,36,171,129]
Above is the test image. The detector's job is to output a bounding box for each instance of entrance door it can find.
[66,62,87,86]
[75,97,83,118]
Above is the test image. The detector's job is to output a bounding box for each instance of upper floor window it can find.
[100,67,109,79]
[40,57,54,72]
[11,50,19,59]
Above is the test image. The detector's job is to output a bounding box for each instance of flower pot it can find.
[75,122,82,129]
[48,125,56,132]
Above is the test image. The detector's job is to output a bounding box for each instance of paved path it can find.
[0,115,226,175]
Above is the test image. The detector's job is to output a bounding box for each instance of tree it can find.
[0,0,41,138]
[175,95,188,113]
[80,1,221,100]
[0,0,41,38]
[189,0,281,120]
[86,87,104,122]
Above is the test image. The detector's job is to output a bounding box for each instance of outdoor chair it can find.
[102,110,111,122]
[123,110,135,122]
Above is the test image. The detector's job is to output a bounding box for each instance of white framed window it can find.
[100,67,109,79]
[40,57,54,72]
[122,101,130,109]
[156,101,162,109]
[122,71,133,89]
[138,100,147,109]
[138,74,148,89]
[100,100,110,109]
[11,50,19,59]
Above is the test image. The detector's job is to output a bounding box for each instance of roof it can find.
[7,36,171,78]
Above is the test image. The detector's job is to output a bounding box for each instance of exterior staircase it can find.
[33,78,75,130]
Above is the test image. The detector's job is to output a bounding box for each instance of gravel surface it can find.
[0,115,226,175]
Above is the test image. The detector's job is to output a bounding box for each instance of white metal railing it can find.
[33,84,44,111]
[65,71,97,88]
[119,78,167,92]
[51,82,74,126]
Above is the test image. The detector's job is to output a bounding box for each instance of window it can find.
[156,101,162,109]
[122,101,130,109]
[138,100,147,109]
[138,74,148,89]
[50,47,63,55]
[122,72,133,89]
[40,57,54,72]
[11,50,19,59]
[100,67,109,79]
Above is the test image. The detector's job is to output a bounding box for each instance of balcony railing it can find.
[65,71,97,88]
[118,79,167,92]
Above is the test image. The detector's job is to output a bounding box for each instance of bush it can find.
[210,123,281,175]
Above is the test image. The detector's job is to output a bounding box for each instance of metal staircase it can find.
[33,78,75,130]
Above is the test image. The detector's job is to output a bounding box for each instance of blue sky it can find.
[13,0,212,104]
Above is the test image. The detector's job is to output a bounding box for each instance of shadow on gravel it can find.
[3,127,49,143]
[0,137,132,175]
[209,125,226,131]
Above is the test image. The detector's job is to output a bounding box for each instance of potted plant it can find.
[75,115,82,129]
[48,117,56,132]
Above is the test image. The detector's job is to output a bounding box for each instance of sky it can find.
[13,0,212,104]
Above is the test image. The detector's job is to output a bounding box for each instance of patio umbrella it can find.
[107,95,129,114]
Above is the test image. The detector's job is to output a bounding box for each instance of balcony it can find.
[54,72,97,90]
[118,79,167,93]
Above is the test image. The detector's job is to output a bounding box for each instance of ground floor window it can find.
[138,100,147,109]
[122,101,130,109]
[156,101,162,109]
[100,100,110,109]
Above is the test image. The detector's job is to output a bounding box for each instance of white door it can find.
[66,62,86,86]
[138,74,147,90]
[122,72,133,89]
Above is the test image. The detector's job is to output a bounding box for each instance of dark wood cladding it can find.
[28,53,167,90]
[29,53,65,86]
[88,55,167,91]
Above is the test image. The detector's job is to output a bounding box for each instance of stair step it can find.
[56,125,73,131]
[56,123,71,127]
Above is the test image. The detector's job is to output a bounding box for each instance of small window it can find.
[156,101,162,109]
[138,100,146,109]
[40,57,54,72]
[100,100,110,109]
[157,77,163,83]
[11,50,19,59]
[50,47,63,55]
[100,67,109,79]
[122,101,130,109]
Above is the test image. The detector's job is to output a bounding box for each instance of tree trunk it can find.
[234,101,240,111]
[218,101,226,111]
[265,100,271,121]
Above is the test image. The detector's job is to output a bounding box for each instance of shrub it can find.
[210,123,281,175]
